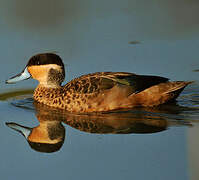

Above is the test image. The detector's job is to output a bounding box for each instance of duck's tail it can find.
[162,81,193,98]
[127,81,193,107]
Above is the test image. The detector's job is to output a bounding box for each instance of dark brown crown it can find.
[27,53,64,67]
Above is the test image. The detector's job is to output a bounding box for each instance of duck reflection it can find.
[6,101,192,153]
[6,107,65,153]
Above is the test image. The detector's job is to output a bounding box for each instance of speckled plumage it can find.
[33,71,192,112]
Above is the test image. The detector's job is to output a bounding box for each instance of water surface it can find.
[0,83,198,180]
[0,0,199,180]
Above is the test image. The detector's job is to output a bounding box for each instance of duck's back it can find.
[63,72,169,94]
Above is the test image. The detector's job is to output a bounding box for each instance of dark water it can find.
[0,0,199,179]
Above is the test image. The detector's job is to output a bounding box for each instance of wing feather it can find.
[63,72,169,94]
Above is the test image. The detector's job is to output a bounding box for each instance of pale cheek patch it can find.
[28,64,64,86]
[28,66,48,82]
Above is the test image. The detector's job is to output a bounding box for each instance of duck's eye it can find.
[36,60,40,65]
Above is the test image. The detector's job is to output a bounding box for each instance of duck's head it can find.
[6,53,65,88]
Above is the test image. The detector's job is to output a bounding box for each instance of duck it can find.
[6,53,192,113]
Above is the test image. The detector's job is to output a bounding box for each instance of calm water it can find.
[1,84,199,180]
[0,0,199,180]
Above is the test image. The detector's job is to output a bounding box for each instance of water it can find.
[1,86,199,180]
[0,0,199,180]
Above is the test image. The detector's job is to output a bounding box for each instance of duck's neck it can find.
[33,84,64,108]
[39,81,62,88]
